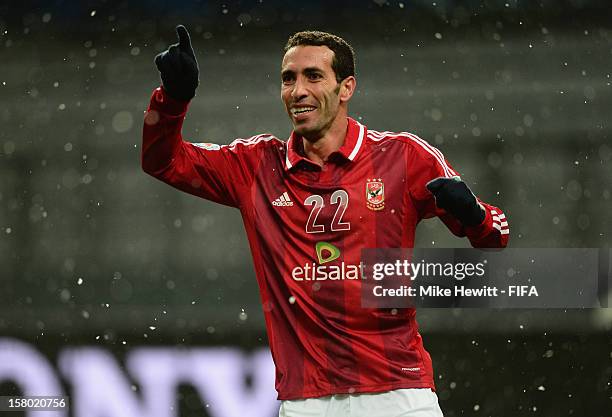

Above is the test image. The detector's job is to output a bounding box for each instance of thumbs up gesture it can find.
[154,25,199,101]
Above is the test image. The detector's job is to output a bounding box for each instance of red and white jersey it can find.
[142,87,509,400]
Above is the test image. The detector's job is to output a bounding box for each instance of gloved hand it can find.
[426,176,485,227]
[154,25,199,101]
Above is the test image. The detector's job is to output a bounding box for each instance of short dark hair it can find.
[284,31,355,83]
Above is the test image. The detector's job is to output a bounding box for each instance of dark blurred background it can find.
[0,1,611,416]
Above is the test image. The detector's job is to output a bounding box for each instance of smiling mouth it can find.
[291,106,316,116]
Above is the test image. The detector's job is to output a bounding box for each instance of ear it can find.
[338,76,356,103]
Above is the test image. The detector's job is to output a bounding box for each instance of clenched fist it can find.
[426,176,485,227]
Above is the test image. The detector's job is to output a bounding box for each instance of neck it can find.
[302,115,348,166]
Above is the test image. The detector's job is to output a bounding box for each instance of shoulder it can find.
[192,133,284,153]
[366,128,444,159]
[227,133,284,150]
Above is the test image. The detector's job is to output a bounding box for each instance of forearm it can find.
[439,201,509,248]
[141,86,247,208]
[141,87,190,177]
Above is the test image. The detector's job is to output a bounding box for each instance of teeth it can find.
[292,107,316,115]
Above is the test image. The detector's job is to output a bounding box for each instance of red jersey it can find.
[142,87,509,400]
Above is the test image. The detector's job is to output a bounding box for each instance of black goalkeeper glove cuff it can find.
[426,177,486,227]
[154,25,199,102]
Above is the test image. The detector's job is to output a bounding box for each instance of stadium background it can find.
[1,0,611,415]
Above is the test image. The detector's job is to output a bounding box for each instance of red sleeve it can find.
[406,136,509,249]
[141,87,274,208]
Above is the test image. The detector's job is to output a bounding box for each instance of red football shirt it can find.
[142,87,509,400]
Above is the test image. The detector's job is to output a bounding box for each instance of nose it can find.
[291,76,308,101]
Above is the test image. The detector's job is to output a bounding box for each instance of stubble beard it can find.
[292,84,341,142]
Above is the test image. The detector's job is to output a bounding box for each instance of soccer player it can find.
[143,26,509,417]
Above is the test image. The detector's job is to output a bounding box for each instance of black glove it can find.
[426,177,485,227]
[154,25,199,101]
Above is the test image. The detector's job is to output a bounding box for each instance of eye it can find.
[307,72,323,80]
[281,73,295,84]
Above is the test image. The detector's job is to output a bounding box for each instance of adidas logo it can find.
[272,192,294,207]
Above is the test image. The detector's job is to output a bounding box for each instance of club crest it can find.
[366,178,385,211]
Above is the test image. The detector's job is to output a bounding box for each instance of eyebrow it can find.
[281,67,325,77]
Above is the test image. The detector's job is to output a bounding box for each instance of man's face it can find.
[281,45,344,140]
